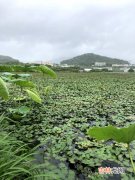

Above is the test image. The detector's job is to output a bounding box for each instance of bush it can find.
[128,68,134,72]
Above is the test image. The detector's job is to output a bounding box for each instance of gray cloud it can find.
[0,0,135,63]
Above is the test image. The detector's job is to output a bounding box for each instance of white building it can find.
[92,67,112,71]
[60,64,74,68]
[84,68,92,72]
[33,61,54,66]
[95,62,106,66]
[112,64,129,67]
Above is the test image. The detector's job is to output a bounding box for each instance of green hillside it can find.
[0,55,20,64]
[60,53,129,67]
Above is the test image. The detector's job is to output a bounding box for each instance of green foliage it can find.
[0,115,48,179]
[52,66,80,72]
[88,124,135,173]
[0,65,59,179]
[128,68,134,72]
[0,77,9,100]
[9,106,30,119]
[1,72,31,82]
[88,124,135,144]
[0,65,13,72]
[44,86,52,96]
[12,79,36,88]
[9,106,30,114]
[61,53,129,67]
[1,72,135,179]
[12,65,25,72]
[0,65,56,104]
[37,65,57,78]
[2,72,15,76]
[0,132,31,179]
[25,89,42,104]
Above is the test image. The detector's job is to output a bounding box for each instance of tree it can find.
[128,68,134,72]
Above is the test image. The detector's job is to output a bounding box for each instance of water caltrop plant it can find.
[1,70,135,179]
[0,65,57,104]
[0,65,57,179]
[0,65,56,120]
[88,124,135,173]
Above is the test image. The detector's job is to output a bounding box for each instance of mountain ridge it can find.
[60,53,129,67]
[0,55,20,64]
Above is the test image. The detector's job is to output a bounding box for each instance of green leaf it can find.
[28,88,39,95]
[38,65,57,78]
[88,124,135,144]
[17,74,31,78]
[0,77,9,100]
[44,86,52,96]
[1,76,12,82]
[2,72,15,77]
[9,106,30,115]
[25,89,42,104]
[12,79,35,88]
[18,106,30,114]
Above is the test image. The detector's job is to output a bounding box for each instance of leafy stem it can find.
[127,144,135,174]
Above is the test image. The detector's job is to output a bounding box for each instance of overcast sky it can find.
[0,0,135,63]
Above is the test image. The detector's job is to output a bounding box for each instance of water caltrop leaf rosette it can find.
[0,77,9,100]
[88,124,135,144]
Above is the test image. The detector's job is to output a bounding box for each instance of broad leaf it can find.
[0,77,9,100]
[37,65,57,78]
[28,88,40,95]
[12,79,35,88]
[25,89,42,104]
[88,124,135,144]
[9,106,30,115]
[17,74,31,78]
[2,72,15,77]
[18,106,30,114]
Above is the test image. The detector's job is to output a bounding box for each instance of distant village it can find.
[33,60,135,72]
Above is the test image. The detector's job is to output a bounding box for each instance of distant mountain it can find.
[60,53,129,67]
[0,55,20,64]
